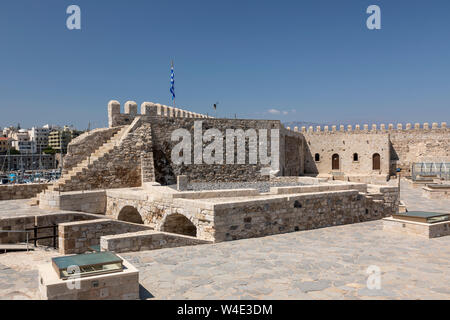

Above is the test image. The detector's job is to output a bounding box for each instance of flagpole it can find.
[171,60,175,108]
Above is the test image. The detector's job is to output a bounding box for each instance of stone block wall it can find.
[148,117,281,184]
[58,219,151,254]
[212,189,396,242]
[39,190,107,214]
[302,130,390,177]
[389,126,450,174]
[0,212,101,245]
[0,184,50,201]
[100,230,210,253]
[280,127,304,176]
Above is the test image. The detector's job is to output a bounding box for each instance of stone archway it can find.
[117,206,144,224]
[161,214,197,237]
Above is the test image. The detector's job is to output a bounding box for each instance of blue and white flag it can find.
[170,62,175,101]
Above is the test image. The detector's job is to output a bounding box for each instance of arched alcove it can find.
[118,206,144,224]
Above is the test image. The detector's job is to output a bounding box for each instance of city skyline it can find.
[1,1,450,129]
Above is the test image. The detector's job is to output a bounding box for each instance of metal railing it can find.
[412,162,450,181]
[25,224,58,249]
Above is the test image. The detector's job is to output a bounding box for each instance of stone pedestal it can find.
[39,257,139,300]
[383,217,450,238]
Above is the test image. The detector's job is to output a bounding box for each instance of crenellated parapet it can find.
[108,100,212,127]
[284,122,448,134]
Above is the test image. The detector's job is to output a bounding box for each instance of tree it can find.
[43,147,57,155]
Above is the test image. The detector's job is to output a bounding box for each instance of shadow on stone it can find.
[139,284,154,299]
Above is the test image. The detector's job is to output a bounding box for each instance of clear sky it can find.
[1,0,449,129]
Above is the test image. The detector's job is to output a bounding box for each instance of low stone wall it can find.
[39,190,107,214]
[0,212,101,245]
[270,176,325,184]
[269,182,368,195]
[213,189,395,242]
[100,230,211,253]
[0,184,50,201]
[172,188,260,200]
[58,219,151,254]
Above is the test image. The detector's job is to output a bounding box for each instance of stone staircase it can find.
[141,151,155,183]
[43,124,130,194]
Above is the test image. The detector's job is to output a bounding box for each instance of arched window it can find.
[353,153,359,162]
[372,153,381,170]
[332,154,340,170]
[314,153,320,162]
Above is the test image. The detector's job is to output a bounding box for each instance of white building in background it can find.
[11,129,36,154]
[29,126,51,153]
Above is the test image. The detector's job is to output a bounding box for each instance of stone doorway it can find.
[332,154,340,170]
[373,153,381,170]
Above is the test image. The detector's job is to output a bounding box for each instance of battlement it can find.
[108,100,212,127]
[285,122,448,134]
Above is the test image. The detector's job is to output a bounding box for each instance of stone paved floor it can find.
[0,220,448,300]
[0,180,448,300]
[400,179,450,213]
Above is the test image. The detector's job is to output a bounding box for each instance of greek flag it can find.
[170,62,175,101]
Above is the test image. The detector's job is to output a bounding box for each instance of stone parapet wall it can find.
[58,218,151,254]
[100,230,210,253]
[0,184,50,201]
[212,189,397,242]
[39,190,107,214]
[288,122,448,133]
[108,100,211,128]
[269,182,368,195]
[0,212,101,245]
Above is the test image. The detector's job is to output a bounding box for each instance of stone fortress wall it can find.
[2,98,439,251]
[285,122,449,179]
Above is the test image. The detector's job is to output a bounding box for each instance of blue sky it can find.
[1,0,449,129]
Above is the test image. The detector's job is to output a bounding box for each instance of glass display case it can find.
[52,252,124,280]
